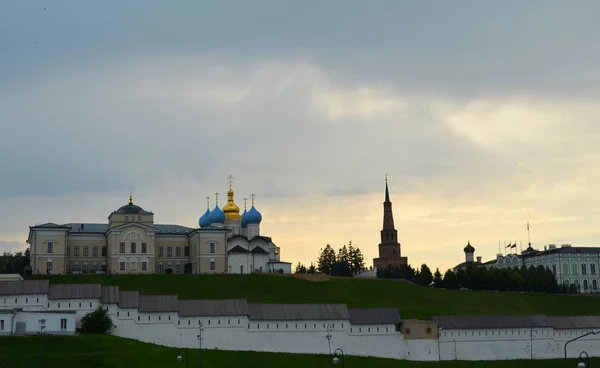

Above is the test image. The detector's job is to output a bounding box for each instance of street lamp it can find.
[198,322,204,368]
[325,324,333,355]
[530,328,537,367]
[176,351,189,368]
[578,351,590,368]
[564,330,600,368]
[332,348,345,367]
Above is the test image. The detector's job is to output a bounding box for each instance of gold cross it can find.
[227,174,234,187]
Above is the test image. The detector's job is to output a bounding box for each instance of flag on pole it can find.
[511,243,517,249]
[506,243,512,248]
[527,222,529,231]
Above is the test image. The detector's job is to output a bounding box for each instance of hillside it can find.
[27,274,600,319]
[1,334,597,367]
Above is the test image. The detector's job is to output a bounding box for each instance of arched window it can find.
[583,280,589,290]
[591,264,596,275]
[582,263,587,275]
[572,263,578,275]
[593,280,598,290]
[563,263,569,275]
[552,265,556,275]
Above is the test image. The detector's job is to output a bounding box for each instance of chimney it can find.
[476,256,482,264]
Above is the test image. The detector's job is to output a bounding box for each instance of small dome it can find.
[246,205,262,225]
[223,187,241,221]
[114,196,150,214]
[464,241,475,253]
[209,205,226,224]
[241,209,248,228]
[199,208,211,228]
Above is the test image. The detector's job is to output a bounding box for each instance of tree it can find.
[0,250,30,274]
[418,264,433,286]
[295,262,307,274]
[347,242,365,275]
[442,269,458,289]
[308,263,316,274]
[81,306,115,334]
[317,244,336,274]
[433,268,443,288]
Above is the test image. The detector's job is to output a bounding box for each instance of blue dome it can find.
[241,209,248,228]
[246,205,262,225]
[199,208,211,228]
[208,205,226,224]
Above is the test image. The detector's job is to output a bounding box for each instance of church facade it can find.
[373,178,408,269]
[26,180,291,275]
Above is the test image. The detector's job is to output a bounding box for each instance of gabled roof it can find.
[0,280,49,295]
[228,245,249,253]
[30,223,70,229]
[251,246,269,254]
[249,235,272,243]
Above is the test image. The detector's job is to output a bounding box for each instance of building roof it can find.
[138,295,179,313]
[348,308,402,325]
[433,315,551,329]
[0,280,49,295]
[547,316,600,330]
[179,299,249,317]
[48,284,102,300]
[228,245,249,253]
[248,303,351,321]
[118,291,140,309]
[30,223,70,229]
[101,285,120,304]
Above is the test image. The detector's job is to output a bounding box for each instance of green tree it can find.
[433,268,443,288]
[347,242,365,275]
[295,262,307,274]
[418,264,434,286]
[81,306,115,334]
[317,244,336,274]
[442,269,458,289]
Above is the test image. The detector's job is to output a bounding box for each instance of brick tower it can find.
[373,176,408,269]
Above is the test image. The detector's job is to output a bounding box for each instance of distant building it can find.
[453,241,600,293]
[26,178,291,275]
[373,177,408,269]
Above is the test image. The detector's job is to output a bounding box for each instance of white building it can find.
[454,242,600,293]
[1,280,600,361]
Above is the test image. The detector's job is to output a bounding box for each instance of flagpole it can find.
[520,240,522,253]
[527,221,531,247]
[504,241,506,256]
[498,241,501,254]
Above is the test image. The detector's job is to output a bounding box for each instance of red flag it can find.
[505,243,511,248]
[511,243,517,249]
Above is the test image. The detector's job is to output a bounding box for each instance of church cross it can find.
[227,174,234,187]
[243,197,248,210]
[250,193,255,206]
[215,192,219,206]
[385,172,388,182]
[206,196,210,209]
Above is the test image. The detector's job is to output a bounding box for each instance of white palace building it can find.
[1,280,600,362]
[26,178,292,276]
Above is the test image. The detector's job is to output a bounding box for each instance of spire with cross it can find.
[227,174,234,188]
[206,196,210,209]
[250,193,255,206]
[215,192,219,206]
[243,197,248,210]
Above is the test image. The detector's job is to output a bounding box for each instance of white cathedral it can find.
[27,178,292,275]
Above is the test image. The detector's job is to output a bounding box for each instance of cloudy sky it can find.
[2,1,600,272]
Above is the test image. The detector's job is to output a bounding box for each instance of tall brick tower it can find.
[373,176,408,269]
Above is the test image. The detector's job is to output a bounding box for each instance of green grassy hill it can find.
[1,334,596,368]
[27,274,600,319]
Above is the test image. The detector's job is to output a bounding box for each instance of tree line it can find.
[295,241,366,277]
[0,250,30,274]
[378,263,569,293]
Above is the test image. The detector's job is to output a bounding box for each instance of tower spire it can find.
[243,197,248,210]
[215,192,219,206]
[385,173,390,203]
[251,193,255,206]
[228,174,234,189]
[206,196,210,209]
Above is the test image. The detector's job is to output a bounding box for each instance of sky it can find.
[2,1,600,272]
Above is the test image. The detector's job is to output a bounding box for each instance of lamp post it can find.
[332,348,345,367]
[564,329,600,368]
[325,324,333,355]
[198,322,204,368]
[578,351,590,368]
[530,328,537,367]
[176,351,189,368]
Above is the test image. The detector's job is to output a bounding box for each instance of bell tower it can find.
[373,175,408,269]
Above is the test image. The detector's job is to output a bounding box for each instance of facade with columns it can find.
[26,180,291,275]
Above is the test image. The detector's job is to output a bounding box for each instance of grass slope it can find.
[0,334,597,368]
[28,274,600,319]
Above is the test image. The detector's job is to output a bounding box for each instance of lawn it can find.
[27,274,600,319]
[0,334,596,368]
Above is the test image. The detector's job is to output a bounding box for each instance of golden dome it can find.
[223,186,241,221]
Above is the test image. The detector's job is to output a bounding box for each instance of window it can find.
[552,265,556,275]
[141,261,147,271]
[67,246,70,256]
[158,264,164,273]
[184,247,190,257]
[102,246,107,256]
[584,280,589,290]
[0,320,4,330]
[167,247,173,257]
[572,263,578,274]
[582,264,587,275]
[60,319,67,330]
[92,264,97,272]
[125,216,129,221]
[74,246,80,256]
[83,247,89,257]
[176,264,181,273]
[137,216,141,221]
[210,260,215,270]
[83,264,88,273]
[130,243,136,253]
[120,243,125,253]
[563,263,569,275]
[209,242,215,254]
[92,247,98,257]
[130,261,137,271]
[176,247,181,257]
[119,262,125,270]
[46,241,54,253]
[593,280,598,290]
[66,264,70,273]
[592,264,596,275]
[47,260,53,271]
[141,243,147,254]
[158,246,164,257]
